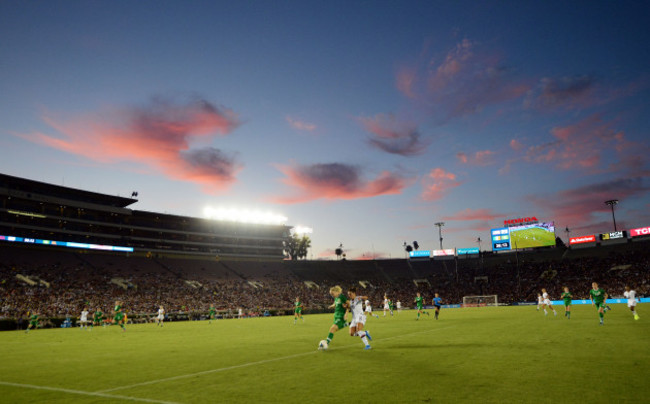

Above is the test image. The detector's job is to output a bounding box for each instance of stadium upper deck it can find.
[0,173,290,259]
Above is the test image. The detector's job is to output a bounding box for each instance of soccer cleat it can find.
[606,306,612,311]
[364,345,372,350]
[365,331,372,341]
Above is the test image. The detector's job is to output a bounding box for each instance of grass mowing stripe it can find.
[0,380,181,404]
[98,325,454,394]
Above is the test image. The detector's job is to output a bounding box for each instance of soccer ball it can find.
[318,340,329,350]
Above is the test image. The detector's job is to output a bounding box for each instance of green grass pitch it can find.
[0,305,648,403]
[510,227,556,249]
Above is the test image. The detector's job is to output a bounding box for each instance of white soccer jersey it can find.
[158,308,165,319]
[396,301,402,309]
[350,296,366,327]
[624,290,637,307]
[80,310,88,322]
[537,296,543,304]
[383,298,389,309]
[364,299,372,312]
[542,292,551,305]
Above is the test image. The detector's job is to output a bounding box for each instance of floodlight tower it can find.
[434,222,445,249]
[565,226,570,244]
[604,199,619,232]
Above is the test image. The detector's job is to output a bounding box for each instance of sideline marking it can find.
[99,325,454,394]
[0,380,180,404]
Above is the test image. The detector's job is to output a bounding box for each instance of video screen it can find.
[509,222,556,249]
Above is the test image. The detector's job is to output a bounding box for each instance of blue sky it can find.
[1,1,649,259]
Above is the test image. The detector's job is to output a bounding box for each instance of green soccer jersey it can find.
[209,306,216,316]
[94,310,103,320]
[415,296,424,308]
[561,292,572,305]
[114,304,122,314]
[333,295,347,318]
[30,314,38,322]
[294,301,302,312]
[590,288,605,304]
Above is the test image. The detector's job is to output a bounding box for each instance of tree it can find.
[284,234,312,260]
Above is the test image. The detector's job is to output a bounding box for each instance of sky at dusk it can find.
[1,1,649,259]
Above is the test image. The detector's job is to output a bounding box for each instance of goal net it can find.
[462,295,498,307]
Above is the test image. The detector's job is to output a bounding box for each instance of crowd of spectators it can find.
[1,243,649,323]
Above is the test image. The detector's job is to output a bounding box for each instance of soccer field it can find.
[1,305,648,403]
[510,227,556,249]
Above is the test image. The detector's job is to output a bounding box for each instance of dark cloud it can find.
[271,162,411,204]
[525,75,596,109]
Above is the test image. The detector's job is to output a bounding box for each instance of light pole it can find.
[565,226,570,245]
[477,236,482,252]
[434,222,445,249]
[604,199,619,231]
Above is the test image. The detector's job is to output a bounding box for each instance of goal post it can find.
[462,295,498,307]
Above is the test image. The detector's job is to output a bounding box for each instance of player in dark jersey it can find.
[432,293,443,320]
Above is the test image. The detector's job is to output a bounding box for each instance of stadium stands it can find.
[1,173,649,329]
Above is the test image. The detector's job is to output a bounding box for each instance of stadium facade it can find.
[0,173,291,260]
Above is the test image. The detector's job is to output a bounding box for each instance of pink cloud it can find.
[506,113,647,174]
[396,67,417,99]
[456,150,496,166]
[286,116,317,132]
[510,139,524,151]
[524,75,597,110]
[397,39,530,122]
[359,114,429,156]
[22,96,242,193]
[527,175,650,229]
[270,162,412,204]
[421,168,462,201]
[443,208,505,222]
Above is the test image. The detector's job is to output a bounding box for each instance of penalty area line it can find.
[98,324,455,394]
[0,380,180,404]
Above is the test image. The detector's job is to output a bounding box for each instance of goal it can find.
[462,295,498,307]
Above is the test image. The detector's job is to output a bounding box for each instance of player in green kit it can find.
[561,286,573,319]
[92,308,104,329]
[113,300,126,331]
[320,285,348,349]
[589,282,608,325]
[293,297,304,324]
[414,292,429,320]
[25,311,39,333]
[208,304,216,324]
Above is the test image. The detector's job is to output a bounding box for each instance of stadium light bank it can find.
[203,207,288,225]
[292,226,313,235]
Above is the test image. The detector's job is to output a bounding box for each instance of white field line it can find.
[98,325,454,394]
[0,380,181,404]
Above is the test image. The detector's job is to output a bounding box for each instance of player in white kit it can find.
[537,294,543,311]
[396,300,402,314]
[541,289,557,316]
[623,286,640,320]
[79,307,90,330]
[383,295,393,316]
[348,287,372,350]
[364,299,379,319]
[156,306,165,327]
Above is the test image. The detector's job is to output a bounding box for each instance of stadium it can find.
[1,173,649,403]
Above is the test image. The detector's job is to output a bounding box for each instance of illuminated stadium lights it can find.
[292,226,313,235]
[203,207,288,225]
